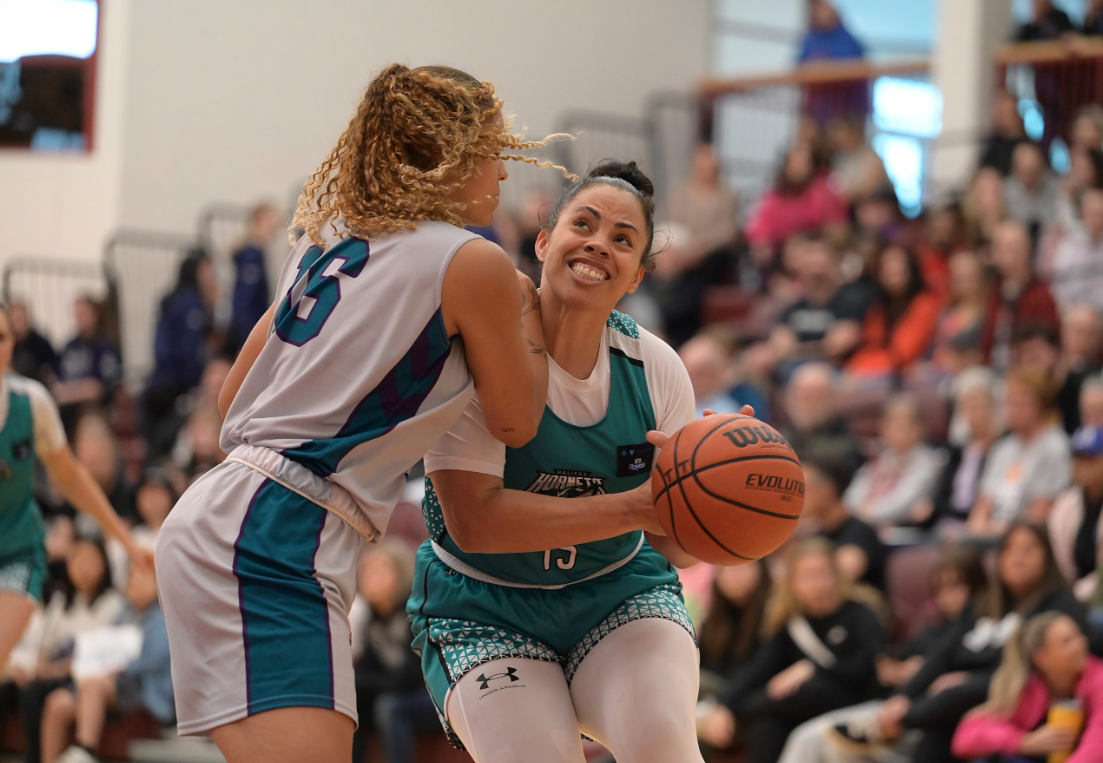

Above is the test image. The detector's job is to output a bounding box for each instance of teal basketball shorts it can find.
[407,542,695,748]
[0,546,47,603]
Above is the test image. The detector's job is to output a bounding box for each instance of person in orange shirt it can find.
[846,243,943,378]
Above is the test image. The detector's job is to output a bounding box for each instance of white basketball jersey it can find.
[221,221,479,541]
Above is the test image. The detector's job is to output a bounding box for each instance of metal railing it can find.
[1,256,110,348]
[103,230,195,383]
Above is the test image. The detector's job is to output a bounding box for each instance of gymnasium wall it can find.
[0,0,709,269]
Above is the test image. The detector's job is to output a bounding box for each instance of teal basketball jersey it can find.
[423,311,662,587]
[0,381,43,558]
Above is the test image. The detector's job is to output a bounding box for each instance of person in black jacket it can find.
[351,541,438,763]
[697,560,772,696]
[698,538,885,763]
[825,522,1092,763]
[774,546,989,763]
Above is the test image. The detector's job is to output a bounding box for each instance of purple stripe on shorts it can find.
[310,508,335,708]
[231,479,270,712]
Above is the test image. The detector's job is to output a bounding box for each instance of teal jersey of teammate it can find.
[0,381,44,558]
[423,311,689,587]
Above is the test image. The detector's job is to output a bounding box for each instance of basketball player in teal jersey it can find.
[0,302,153,675]
[412,161,751,763]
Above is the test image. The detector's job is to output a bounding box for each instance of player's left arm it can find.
[218,301,276,419]
[29,382,153,571]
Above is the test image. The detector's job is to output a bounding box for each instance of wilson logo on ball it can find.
[721,427,790,449]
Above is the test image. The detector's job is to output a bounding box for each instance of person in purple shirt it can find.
[799,0,868,123]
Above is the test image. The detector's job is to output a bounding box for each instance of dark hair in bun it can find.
[543,159,657,271]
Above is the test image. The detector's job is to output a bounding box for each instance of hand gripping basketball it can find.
[651,413,805,565]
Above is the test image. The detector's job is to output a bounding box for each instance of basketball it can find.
[652,414,805,565]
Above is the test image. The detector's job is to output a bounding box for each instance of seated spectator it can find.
[150,355,233,459]
[922,250,989,382]
[826,115,890,203]
[699,538,884,763]
[981,220,1060,371]
[853,187,903,243]
[977,89,1031,177]
[778,547,988,763]
[66,411,135,527]
[653,144,740,345]
[914,202,966,296]
[969,370,1071,536]
[9,300,58,385]
[171,403,226,482]
[845,244,943,378]
[745,143,848,260]
[679,333,767,419]
[842,394,943,529]
[778,362,862,472]
[350,541,438,763]
[1083,375,1103,429]
[14,538,125,763]
[1052,189,1103,314]
[1005,141,1062,238]
[877,548,988,690]
[824,523,1090,763]
[667,143,740,265]
[52,296,121,425]
[1016,0,1080,148]
[1070,104,1103,153]
[698,561,772,695]
[142,250,219,445]
[766,235,868,371]
[228,202,281,352]
[963,167,1009,248]
[41,563,173,763]
[800,451,886,589]
[107,468,175,586]
[1058,305,1103,433]
[1050,425,1103,600]
[930,371,1002,525]
[953,612,1102,763]
[1052,146,1103,234]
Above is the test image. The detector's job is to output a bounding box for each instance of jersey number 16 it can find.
[275,239,370,347]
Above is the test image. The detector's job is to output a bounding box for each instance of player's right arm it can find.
[431,468,662,553]
[442,238,548,449]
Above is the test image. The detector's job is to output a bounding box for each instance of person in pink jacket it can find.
[952,611,1103,763]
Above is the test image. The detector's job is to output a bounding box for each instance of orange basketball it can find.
[652,414,805,565]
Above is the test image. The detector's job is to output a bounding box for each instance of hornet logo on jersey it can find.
[526,470,606,498]
[476,666,520,690]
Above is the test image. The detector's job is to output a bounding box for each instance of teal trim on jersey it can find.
[232,479,334,715]
[424,310,657,586]
[282,307,454,477]
[0,383,44,560]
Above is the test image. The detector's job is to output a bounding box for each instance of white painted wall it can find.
[117,0,711,236]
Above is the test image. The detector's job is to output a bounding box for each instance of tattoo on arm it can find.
[526,339,546,356]
[501,427,516,433]
[520,282,541,318]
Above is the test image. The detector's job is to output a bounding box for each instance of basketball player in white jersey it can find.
[155,64,556,763]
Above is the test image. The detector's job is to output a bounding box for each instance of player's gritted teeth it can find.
[567,259,610,283]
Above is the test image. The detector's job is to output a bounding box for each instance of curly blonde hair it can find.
[291,64,571,245]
